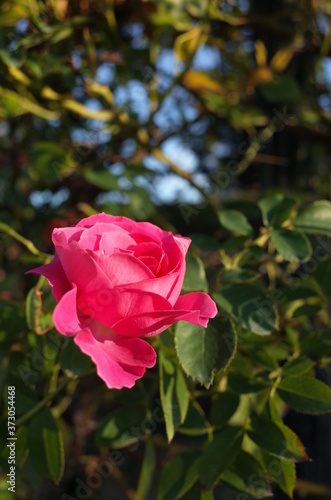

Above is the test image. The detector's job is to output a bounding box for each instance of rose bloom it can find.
[28,214,217,389]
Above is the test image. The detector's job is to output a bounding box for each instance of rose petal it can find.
[54,238,112,295]
[99,231,136,255]
[53,286,82,336]
[52,227,84,244]
[122,274,180,304]
[159,233,189,302]
[76,213,118,229]
[92,252,154,286]
[112,291,217,337]
[175,292,218,324]
[76,288,172,331]
[112,309,200,337]
[74,329,156,389]
[26,254,71,302]
[76,213,164,242]
[174,234,191,254]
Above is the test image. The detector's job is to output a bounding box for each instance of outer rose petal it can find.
[174,235,191,254]
[175,292,218,324]
[26,254,71,302]
[53,285,82,336]
[111,292,217,337]
[74,329,156,389]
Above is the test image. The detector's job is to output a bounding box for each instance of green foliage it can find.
[199,426,244,488]
[222,451,271,498]
[292,201,331,236]
[276,376,331,414]
[182,253,208,292]
[218,210,254,237]
[175,316,237,388]
[96,406,148,449]
[60,338,91,376]
[27,408,64,482]
[213,284,278,335]
[158,450,200,500]
[159,346,189,442]
[270,228,312,262]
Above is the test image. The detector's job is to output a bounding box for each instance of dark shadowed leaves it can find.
[222,451,272,498]
[158,450,200,500]
[159,349,189,442]
[199,426,243,488]
[277,375,331,414]
[28,408,64,482]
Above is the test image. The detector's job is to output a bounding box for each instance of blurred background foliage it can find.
[1,0,331,499]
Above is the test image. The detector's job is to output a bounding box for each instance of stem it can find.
[16,377,70,427]
[0,222,40,256]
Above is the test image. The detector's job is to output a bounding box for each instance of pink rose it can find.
[28,213,217,389]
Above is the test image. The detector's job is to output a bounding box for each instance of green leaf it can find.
[175,316,237,388]
[291,303,322,319]
[96,406,147,449]
[134,438,156,500]
[30,141,75,184]
[213,284,278,335]
[60,338,91,376]
[12,377,38,417]
[260,76,300,103]
[159,349,189,442]
[178,403,208,436]
[270,228,312,262]
[220,268,259,284]
[200,491,214,500]
[28,407,64,481]
[258,194,296,227]
[261,451,296,497]
[292,200,331,236]
[15,425,28,466]
[249,348,278,372]
[199,426,243,488]
[320,328,331,346]
[210,392,240,428]
[277,375,331,414]
[128,187,154,220]
[83,169,119,191]
[282,357,315,377]
[190,233,221,250]
[227,372,270,394]
[183,253,208,292]
[25,287,42,332]
[218,210,253,237]
[222,451,271,498]
[158,450,200,500]
[247,417,307,461]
